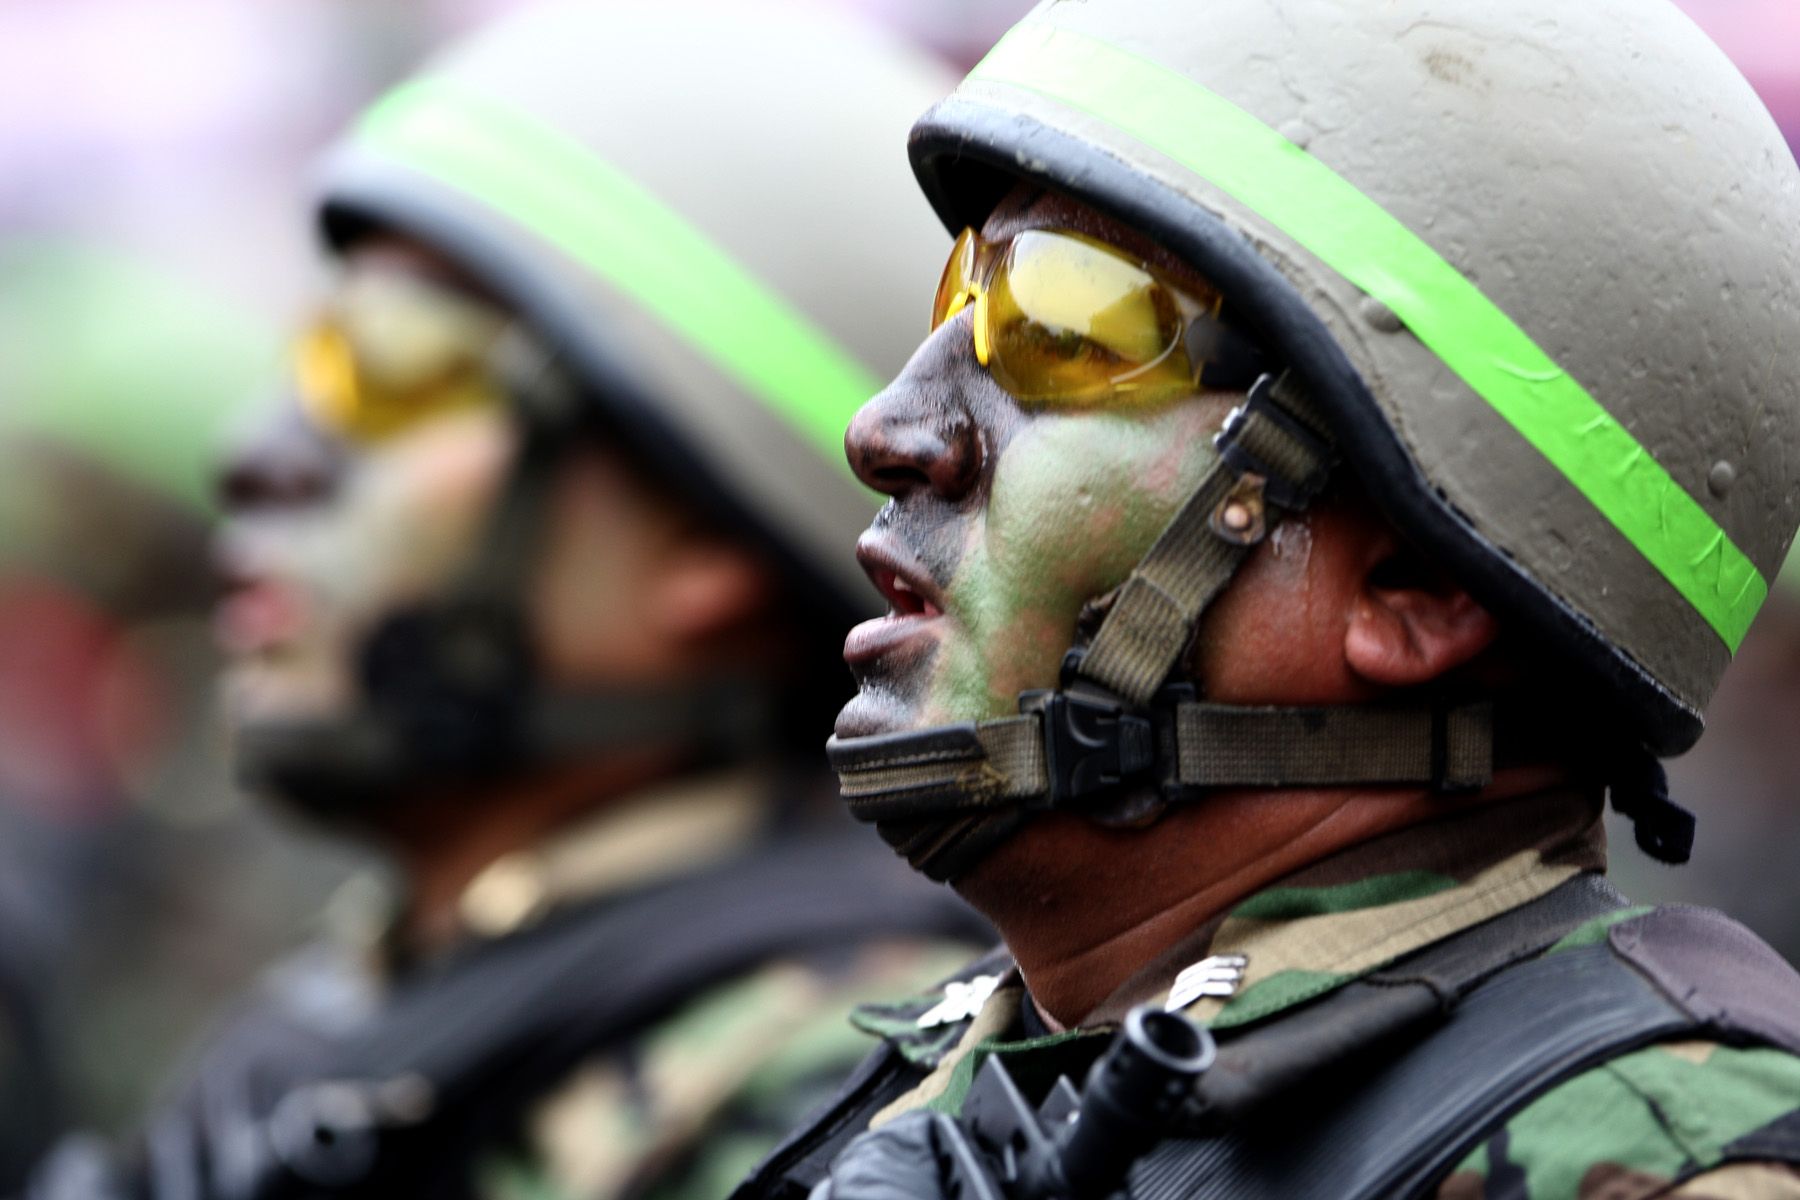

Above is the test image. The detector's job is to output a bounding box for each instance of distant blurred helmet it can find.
[910,0,1800,756]
[0,239,273,616]
[840,0,1039,71]
[317,0,953,620]
[239,0,954,807]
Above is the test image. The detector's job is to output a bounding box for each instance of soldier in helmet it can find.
[24,4,993,1199]
[731,2,1800,1198]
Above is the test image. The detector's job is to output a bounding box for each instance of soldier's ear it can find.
[1342,539,1498,688]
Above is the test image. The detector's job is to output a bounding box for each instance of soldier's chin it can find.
[834,688,919,740]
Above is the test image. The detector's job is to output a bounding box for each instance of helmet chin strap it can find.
[236,342,774,824]
[828,374,1697,882]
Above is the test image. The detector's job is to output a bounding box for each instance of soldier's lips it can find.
[844,609,944,666]
[858,532,945,613]
[214,577,309,657]
[846,534,945,667]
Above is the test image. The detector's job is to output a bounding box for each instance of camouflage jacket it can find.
[732,788,1800,1199]
[23,767,988,1200]
[448,770,987,1200]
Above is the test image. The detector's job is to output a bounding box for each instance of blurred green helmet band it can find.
[317,0,955,622]
[910,0,1800,754]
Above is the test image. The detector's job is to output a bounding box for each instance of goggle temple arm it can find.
[939,286,993,368]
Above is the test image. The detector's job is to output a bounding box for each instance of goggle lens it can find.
[988,230,1193,405]
[292,274,508,443]
[930,227,1243,409]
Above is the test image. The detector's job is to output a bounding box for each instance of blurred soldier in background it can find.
[25,3,990,1198]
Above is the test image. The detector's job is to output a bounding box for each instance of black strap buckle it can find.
[1017,652,1188,812]
[1213,373,1335,510]
[1428,695,1492,794]
[1036,689,1158,809]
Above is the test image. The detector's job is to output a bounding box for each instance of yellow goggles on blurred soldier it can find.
[293,272,518,443]
[932,227,1266,408]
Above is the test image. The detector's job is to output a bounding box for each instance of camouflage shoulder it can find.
[1435,1040,1800,1199]
[478,936,981,1200]
[847,945,1013,1068]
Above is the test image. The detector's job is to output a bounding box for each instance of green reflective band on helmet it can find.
[356,80,880,471]
[970,23,1767,651]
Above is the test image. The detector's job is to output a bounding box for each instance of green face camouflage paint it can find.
[839,389,1224,739]
[837,190,1240,742]
[930,405,1222,722]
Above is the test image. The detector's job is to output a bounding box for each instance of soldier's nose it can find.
[846,344,983,503]
[216,398,346,513]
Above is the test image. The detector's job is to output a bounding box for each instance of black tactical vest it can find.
[735,875,1800,1200]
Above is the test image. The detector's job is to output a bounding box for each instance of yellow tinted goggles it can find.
[931,227,1264,407]
[292,273,511,443]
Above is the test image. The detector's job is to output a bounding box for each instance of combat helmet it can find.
[237,0,954,807]
[828,0,1800,878]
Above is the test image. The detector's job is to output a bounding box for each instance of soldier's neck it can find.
[387,747,680,960]
[956,767,1567,1030]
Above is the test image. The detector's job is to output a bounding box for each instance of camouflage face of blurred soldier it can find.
[213,243,841,976]
[219,241,786,834]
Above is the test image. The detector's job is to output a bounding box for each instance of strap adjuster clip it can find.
[1214,374,1335,510]
[1020,650,1187,812]
[1036,689,1157,809]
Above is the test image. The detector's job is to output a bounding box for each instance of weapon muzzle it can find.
[1059,1006,1215,1199]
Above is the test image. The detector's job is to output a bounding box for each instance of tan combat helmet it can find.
[912,0,1800,754]
[829,0,1800,879]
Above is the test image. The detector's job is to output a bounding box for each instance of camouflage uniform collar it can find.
[850,947,1021,1069]
[452,763,779,940]
[331,764,783,973]
[1090,786,1607,1030]
[849,787,1605,1110]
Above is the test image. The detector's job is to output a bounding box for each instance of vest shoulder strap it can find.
[1134,901,1800,1200]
